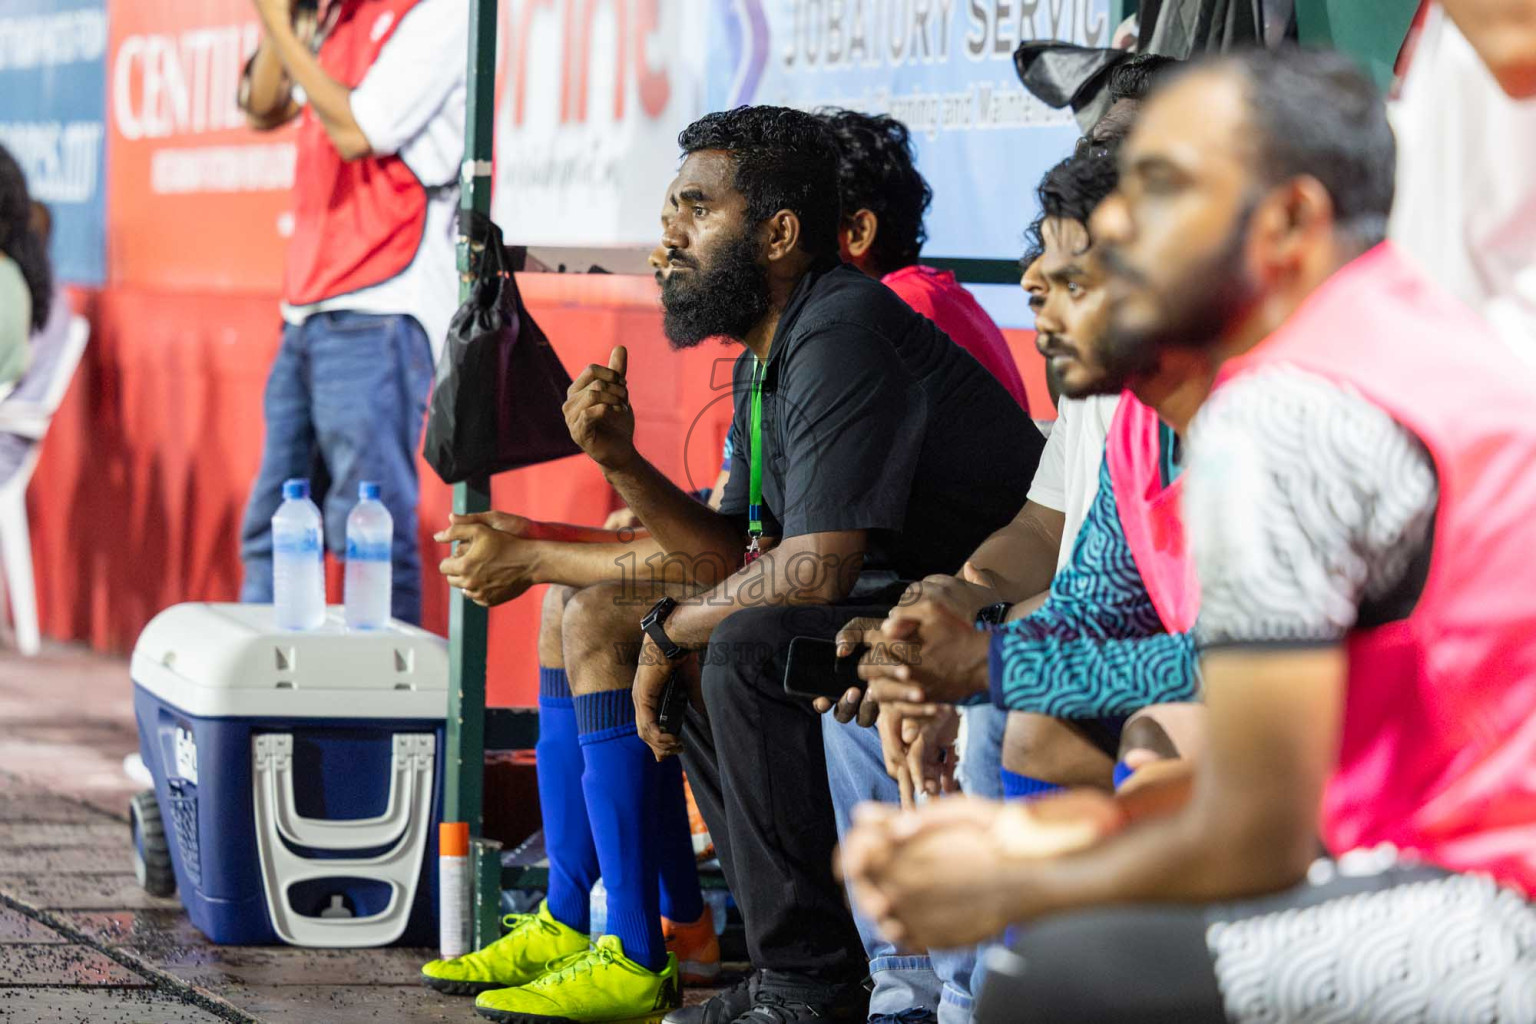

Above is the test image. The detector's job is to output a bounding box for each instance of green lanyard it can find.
[748,358,765,540]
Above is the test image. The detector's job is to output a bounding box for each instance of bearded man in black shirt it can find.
[434,106,1042,1024]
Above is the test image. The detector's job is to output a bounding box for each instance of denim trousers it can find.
[239,311,434,624]
[822,703,1007,1024]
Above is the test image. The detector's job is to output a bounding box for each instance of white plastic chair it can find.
[0,315,90,656]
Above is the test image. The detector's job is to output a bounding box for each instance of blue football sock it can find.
[655,756,704,925]
[536,668,599,933]
[1113,761,1135,790]
[575,689,667,972]
[1001,769,1065,801]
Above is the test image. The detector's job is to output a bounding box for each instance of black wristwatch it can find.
[641,596,689,661]
[975,602,1011,627]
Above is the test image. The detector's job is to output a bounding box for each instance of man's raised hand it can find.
[564,346,637,473]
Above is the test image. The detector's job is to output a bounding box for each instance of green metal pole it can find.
[450,0,498,951]
[1293,0,1419,90]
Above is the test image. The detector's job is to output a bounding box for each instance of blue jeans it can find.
[822,705,1007,1024]
[240,311,433,624]
[956,703,1005,800]
[952,704,1006,1009]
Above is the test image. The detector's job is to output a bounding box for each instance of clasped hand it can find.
[855,570,997,707]
[839,791,1125,949]
[436,511,541,607]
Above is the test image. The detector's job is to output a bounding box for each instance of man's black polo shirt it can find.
[717,261,1044,581]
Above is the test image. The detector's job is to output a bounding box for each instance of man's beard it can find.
[660,230,771,349]
[1095,204,1260,393]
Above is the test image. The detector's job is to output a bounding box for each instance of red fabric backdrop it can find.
[31,279,1049,706]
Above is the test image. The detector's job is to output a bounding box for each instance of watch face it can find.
[977,602,1009,626]
[644,597,675,628]
[644,598,683,658]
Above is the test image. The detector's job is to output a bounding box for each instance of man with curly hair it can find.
[818,108,1028,411]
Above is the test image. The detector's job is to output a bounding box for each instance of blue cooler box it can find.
[131,602,448,947]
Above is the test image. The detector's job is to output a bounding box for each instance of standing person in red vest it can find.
[237,0,467,624]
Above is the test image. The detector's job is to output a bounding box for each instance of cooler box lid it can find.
[131,603,449,720]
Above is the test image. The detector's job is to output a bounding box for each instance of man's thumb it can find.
[609,345,628,377]
[960,561,986,584]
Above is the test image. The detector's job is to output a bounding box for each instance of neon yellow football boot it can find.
[421,901,592,996]
[475,934,682,1024]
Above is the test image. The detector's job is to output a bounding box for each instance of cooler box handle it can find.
[252,732,435,947]
[255,733,421,850]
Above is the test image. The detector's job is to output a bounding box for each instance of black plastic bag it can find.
[423,211,582,484]
[1013,42,1128,110]
[1013,42,1132,132]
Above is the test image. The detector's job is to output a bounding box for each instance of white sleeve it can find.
[1026,398,1071,513]
[1185,367,1438,648]
[348,0,468,169]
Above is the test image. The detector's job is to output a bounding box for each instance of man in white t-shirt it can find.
[1024,396,1118,575]
[236,0,467,623]
[996,314,1124,799]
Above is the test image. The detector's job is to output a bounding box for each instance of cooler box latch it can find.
[252,733,435,947]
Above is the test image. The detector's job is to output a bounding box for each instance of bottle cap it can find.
[359,481,381,501]
[282,479,310,500]
[440,822,470,857]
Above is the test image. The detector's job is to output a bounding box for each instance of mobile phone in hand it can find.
[783,636,865,702]
[656,674,690,736]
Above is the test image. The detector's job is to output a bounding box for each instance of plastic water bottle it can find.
[272,478,325,630]
[702,888,731,936]
[589,879,607,940]
[344,482,393,630]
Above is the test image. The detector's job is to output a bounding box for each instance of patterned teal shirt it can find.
[985,458,1197,718]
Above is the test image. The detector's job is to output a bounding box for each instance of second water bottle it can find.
[344,482,393,630]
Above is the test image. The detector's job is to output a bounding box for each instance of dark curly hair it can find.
[0,145,51,331]
[817,108,931,276]
[1106,54,1180,104]
[1022,147,1121,268]
[677,106,841,259]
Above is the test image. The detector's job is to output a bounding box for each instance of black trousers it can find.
[680,590,904,981]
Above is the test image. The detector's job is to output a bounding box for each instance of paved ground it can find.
[0,643,735,1022]
[0,640,142,817]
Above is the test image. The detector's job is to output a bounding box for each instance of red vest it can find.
[1214,244,1536,895]
[1104,394,1198,634]
[882,265,1031,412]
[283,0,427,306]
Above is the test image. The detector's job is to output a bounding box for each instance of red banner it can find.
[107,0,293,292]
